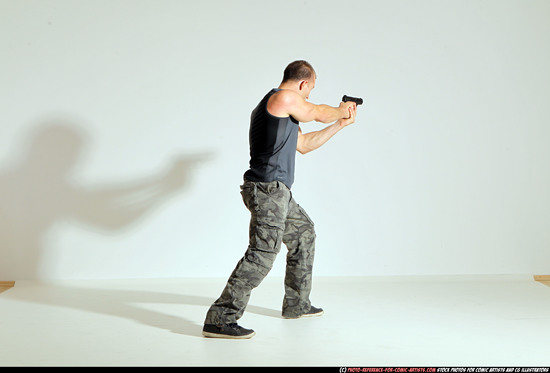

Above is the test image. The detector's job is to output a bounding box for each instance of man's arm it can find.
[296,105,357,154]
[268,89,354,124]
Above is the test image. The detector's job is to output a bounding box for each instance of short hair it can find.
[282,60,315,83]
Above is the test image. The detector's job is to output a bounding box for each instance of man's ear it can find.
[298,80,308,91]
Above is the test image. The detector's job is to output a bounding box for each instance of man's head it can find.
[281,60,316,100]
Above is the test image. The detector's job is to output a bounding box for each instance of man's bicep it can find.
[288,100,318,123]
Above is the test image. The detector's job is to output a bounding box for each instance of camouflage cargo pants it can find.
[204,180,316,325]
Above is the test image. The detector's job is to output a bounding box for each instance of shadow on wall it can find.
[0,121,212,281]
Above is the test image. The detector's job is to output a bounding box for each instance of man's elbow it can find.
[297,145,312,155]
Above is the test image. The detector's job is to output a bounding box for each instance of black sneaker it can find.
[202,323,256,339]
[283,306,324,319]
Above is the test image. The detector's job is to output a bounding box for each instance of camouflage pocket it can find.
[255,180,281,195]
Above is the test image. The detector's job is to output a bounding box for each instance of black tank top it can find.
[243,88,300,189]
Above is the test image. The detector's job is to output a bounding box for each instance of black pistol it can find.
[342,95,363,106]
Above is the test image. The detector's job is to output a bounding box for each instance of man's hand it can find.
[339,103,357,127]
[339,101,356,119]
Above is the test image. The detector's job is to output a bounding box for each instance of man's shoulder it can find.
[268,89,301,108]
[266,89,295,118]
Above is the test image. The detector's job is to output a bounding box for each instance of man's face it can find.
[301,75,316,100]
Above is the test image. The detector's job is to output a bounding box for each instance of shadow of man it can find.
[0,121,211,280]
[2,282,280,338]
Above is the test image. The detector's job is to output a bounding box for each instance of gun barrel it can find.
[342,95,363,105]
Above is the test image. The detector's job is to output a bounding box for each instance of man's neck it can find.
[278,81,300,91]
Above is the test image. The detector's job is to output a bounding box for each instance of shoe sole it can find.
[282,310,324,319]
[202,330,256,339]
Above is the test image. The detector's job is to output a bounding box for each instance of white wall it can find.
[1,0,549,280]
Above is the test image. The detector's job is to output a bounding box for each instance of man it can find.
[203,60,357,339]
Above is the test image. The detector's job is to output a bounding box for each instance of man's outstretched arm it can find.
[297,105,357,154]
[268,89,355,124]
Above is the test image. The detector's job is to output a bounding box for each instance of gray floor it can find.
[0,275,549,366]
